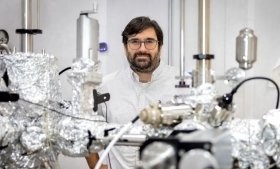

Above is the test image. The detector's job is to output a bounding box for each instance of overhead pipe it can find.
[16,0,42,53]
[175,0,188,88]
[179,0,186,80]
[192,0,214,87]
[167,0,173,66]
[198,0,210,54]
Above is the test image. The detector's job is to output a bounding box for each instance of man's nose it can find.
[139,42,147,51]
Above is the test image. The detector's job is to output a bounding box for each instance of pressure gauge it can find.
[0,29,9,44]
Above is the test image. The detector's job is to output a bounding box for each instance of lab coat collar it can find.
[129,62,165,83]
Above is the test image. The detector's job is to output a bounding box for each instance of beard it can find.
[127,51,160,73]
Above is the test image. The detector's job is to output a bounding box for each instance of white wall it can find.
[1,0,280,168]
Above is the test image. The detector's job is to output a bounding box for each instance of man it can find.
[87,16,179,169]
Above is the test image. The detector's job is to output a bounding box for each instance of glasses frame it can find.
[127,39,159,50]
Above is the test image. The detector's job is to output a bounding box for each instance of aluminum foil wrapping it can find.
[68,57,102,117]
[230,119,270,169]
[0,92,26,148]
[53,115,108,156]
[0,55,7,88]
[0,53,62,168]
[3,52,61,103]
[260,109,280,167]
[2,51,278,169]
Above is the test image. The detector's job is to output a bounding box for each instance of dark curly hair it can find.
[122,16,163,46]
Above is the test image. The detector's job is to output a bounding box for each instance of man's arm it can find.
[85,153,108,169]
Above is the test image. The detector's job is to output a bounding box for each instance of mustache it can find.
[134,52,151,59]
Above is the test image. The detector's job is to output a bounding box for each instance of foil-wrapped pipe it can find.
[260,109,280,167]
[69,13,102,116]
[230,119,270,169]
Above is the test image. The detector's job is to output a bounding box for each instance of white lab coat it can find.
[98,62,180,169]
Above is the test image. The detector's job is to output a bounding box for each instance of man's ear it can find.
[158,45,163,54]
[123,44,128,54]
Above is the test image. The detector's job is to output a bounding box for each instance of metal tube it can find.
[23,0,32,29]
[236,28,257,70]
[180,0,185,78]
[21,0,33,53]
[193,0,212,87]
[198,0,210,54]
[167,0,173,66]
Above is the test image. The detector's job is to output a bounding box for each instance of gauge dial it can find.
[0,29,9,44]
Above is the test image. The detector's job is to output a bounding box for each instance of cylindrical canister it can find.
[236,28,257,70]
[76,14,99,62]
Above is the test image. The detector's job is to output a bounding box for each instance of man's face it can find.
[125,27,161,73]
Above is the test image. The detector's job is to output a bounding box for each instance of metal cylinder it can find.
[23,0,32,29]
[76,14,99,62]
[168,0,173,66]
[140,103,193,127]
[21,0,33,53]
[193,59,212,87]
[193,0,213,87]
[198,0,210,54]
[236,28,257,70]
[179,0,186,79]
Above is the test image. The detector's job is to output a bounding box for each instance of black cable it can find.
[131,115,140,124]
[230,76,280,109]
[58,67,71,75]
[20,98,106,122]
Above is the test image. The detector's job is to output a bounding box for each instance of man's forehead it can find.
[127,28,157,40]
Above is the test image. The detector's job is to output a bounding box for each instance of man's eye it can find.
[131,40,140,44]
[145,40,154,44]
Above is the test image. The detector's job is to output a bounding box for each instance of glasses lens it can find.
[128,39,158,50]
[144,39,157,50]
[128,40,141,50]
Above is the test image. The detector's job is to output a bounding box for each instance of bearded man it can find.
[86,16,178,169]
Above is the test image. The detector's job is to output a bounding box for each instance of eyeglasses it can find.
[127,39,159,50]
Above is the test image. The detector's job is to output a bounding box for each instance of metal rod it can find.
[192,0,213,87]
[198,0,210,54]
[168,0,173,66]
[179,0,185,78]
[23,0,32,29]
[21,0,33,53]
[37,0,40,29]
